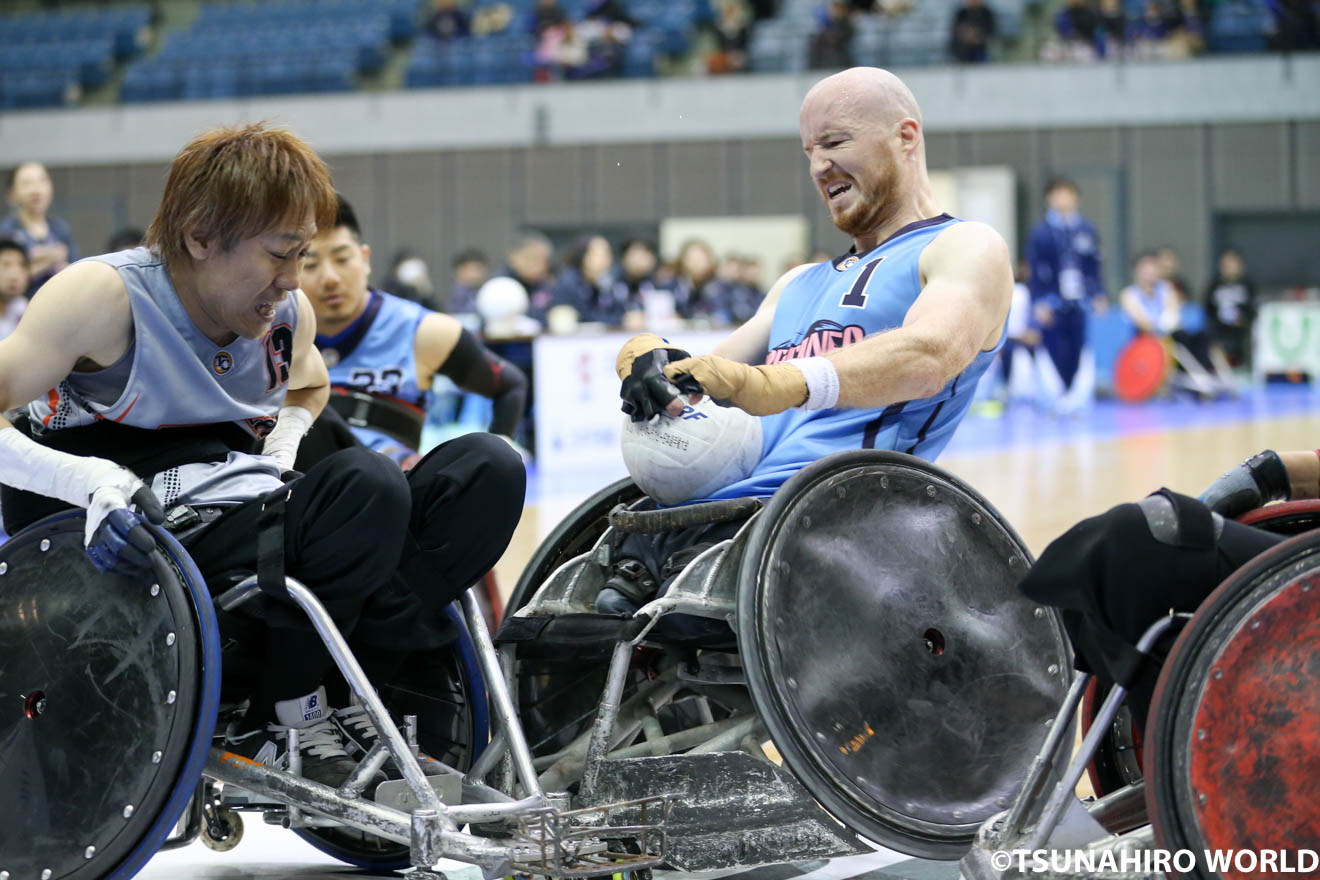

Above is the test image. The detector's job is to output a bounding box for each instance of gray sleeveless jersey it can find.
[28,247,296,506]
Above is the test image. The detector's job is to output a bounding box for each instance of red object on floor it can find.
[1113,335,1167,402]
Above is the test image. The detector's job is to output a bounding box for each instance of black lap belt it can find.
[327,391,424,450]
[256,488,291,602]
[1,414,255,535]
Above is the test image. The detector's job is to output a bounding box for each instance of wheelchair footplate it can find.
[508,795,672,878]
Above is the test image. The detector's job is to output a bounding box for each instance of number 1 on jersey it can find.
[839,256,885,309]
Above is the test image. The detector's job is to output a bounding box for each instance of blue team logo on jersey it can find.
[212,351,233,374]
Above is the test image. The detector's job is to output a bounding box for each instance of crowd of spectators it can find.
[384,228,770,339]
[1044,0,1320,62]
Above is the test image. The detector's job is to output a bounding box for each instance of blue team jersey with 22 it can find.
[315,289,431,455]
[702,214,1004,501]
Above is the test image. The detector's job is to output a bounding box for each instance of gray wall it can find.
[52,120,1319,299]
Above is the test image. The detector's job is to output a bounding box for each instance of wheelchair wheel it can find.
[293,603,489,868]
[736,450,1072,860]
[0,512,221,880]
[506,477,645,757]
[1146,529,1320,879]
[1235,497,1320,536]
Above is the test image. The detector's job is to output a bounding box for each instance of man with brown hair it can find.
[0,123,525,787]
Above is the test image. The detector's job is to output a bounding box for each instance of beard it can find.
[828,161,902,240]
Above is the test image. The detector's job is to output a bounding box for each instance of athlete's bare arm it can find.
[0,261,134,430]
[712,262,813,364]
[816,222,1010,409]
[413,311,464,390]
[283,289,330,418]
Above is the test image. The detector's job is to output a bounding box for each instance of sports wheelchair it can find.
[0,449,1075,879]
[0,508,667,880]
[483,449,1075,871]
[960,501,1320,880]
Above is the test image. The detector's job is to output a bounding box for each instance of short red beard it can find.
[828,161,902,240]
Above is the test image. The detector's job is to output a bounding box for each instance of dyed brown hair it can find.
[145,122,336,266]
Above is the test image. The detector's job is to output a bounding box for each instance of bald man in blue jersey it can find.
[603,67,1014,628]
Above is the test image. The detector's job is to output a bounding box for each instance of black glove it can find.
[1198,449,1291,519]
[620,346,693,422]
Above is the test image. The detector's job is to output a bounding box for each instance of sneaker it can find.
[331,702,444,780]
[225,687,384,791]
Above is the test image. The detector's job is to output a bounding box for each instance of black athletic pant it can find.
[1019,490,1284,727]
[186,434,525,721]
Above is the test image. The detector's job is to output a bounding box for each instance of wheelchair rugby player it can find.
[0,123,553,879]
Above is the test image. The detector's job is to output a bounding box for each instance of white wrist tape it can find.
[0,426,141,510]
[261,405,315,472]
[789,357,840,411]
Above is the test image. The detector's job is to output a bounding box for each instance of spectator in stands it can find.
[746,0,780,20]
[383,249,439,309]
[708,0,751,74]
[503,230,556,321]
[1097,0,1128,57]
[1051,0,1100,60]
[426,0,471,40]
[1167,0,1205,56]
[533,0,569,36]
[669,238,723,320]
[106,227,144,252]
[448,248,490,314]
[0,162,77,298]
[554,234,630,326]
[1128,0,1173,57]
[1205,247,1256,367]
[708,253,761,325]
[472,2,515,36]
[0,239,29,340]
[950,0,997,63]
[1269,0,1320,51]
[1027,177,1105,414]
[617,238,659,330]
[807,0,855,70]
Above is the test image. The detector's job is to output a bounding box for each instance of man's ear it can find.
[898,117,921,156]
[361,242,372,281]
[184,230,211,262]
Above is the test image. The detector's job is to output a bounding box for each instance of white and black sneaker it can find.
[332,702,444,780]
[226,687,385,790]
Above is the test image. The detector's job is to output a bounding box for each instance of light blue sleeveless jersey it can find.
[703,215,1004,501]
[316,289,430,457]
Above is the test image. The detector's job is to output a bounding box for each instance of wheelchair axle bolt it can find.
[84,847,95,859]
[926,485,936,497]
[152,751,162,764]
[42,871,51,880]
[40,539,50,552]
[1047,664,1059,676]
[1,869,8,879]
[166,633,176,647]
[971,513,982,525]
[167,690,177,705]
[1034,607,1045,618]
[123,805,134,818]
[150,584,160,597]
[0,562,6,575]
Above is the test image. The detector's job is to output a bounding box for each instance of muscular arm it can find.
[712,262,812,364]
[282,289,329,417]
[1119,288,1155,333]
[0,261,133,428]
[830,221,1012,409]
[417,312,528,436]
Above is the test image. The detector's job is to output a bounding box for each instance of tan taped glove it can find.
[664,355,807,416]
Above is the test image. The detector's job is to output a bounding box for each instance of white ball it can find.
[621,397,763,506]
[476,276,529,323]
